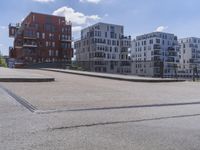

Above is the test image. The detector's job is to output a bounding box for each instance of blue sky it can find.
[0,0,200,55]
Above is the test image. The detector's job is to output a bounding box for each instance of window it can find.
[56,50,58,56]
[33,15,35,22]
[149,39,153,44]
[37,32,40,38]
[49,50,51,56]
[156,39,160,44]
[105,32,107,38]
[42,33,45,39]
[52,42,55,47]
[110,32,115,38]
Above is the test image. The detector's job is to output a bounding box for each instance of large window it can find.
[156,39,160,44]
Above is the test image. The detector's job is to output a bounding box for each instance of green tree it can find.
[0,51,7,67]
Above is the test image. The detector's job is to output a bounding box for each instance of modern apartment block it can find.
[178,37,200,77]
[9,12,73,66]
[74,22,131,74]
[131,32,179,77]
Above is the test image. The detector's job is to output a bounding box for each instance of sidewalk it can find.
[42,68,185,83]
[0,67,55,82]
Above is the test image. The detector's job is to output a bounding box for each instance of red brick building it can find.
[9,12,73,65]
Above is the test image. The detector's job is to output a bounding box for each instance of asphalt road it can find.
[1,69,200,150]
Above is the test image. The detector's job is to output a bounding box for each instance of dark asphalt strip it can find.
[0,85,38,113]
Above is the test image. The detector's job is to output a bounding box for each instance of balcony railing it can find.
[61,38,72,42]
[23,43,37,47]
[23,33,37,39]
[166,59,175,63]
[152,50,161,55]
[153,44,161,49]
[166,52,177,57]
[152,56,162,61]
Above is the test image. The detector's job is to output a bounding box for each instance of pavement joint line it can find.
[0,85,38,113]
[35,101,200,114]
[50,113,200,130]
[1,83,200,115]
[41,68,186,83]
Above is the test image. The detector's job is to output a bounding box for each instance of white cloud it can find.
[155,26,168,32]
[80,0,102,4]
[32,0,54,3]
[53,6,101,34]
[53,6,101,26]
[72,26,83,33]
[0,44,3,47]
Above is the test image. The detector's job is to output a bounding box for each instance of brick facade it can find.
[9,12,73,64]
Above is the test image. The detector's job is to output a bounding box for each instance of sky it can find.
[0,0,200,55]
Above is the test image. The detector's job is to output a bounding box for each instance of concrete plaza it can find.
[1,68,200,150]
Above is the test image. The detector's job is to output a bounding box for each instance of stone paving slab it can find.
[0,67,55,82]
[42,68,185,82]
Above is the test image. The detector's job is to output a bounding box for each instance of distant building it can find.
[178,37,200,77]
[74,22,131,74]
[9,12,73,66]
[131,32,179,77]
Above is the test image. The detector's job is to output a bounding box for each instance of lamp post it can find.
[174,63,178,79]
[193,64,198,81]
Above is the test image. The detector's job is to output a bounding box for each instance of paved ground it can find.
[0,69,199,111]
[0,67,54,82]
[1,69,200,150]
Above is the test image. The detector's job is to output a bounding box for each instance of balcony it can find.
[61,34,72,42]
[120,35,131,40]
[153,44,161,50]
[61,37,72,42]
[166,58,175,63]
[23,42,37,48]
[15,45,23,49]
[167,47,175,52]
[153,50,161,56]
[9,23,20,38]
[166,52,177,57]
[23,26,37,39]
[24,35,37,39]
[14,40,23,48]
[23,33,37,39]
[152,56,162,61]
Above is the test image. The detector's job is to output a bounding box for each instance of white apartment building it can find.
[131,32,179,77]
[178,37,200,77]
[74,22,131,74]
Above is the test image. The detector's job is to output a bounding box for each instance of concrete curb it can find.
[0,78,55,82]
[42,69,185,83]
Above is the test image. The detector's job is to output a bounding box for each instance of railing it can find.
[23,43,37,47]
[61,37,72,42]
[153,44,161,49]
[72,60,200,80]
